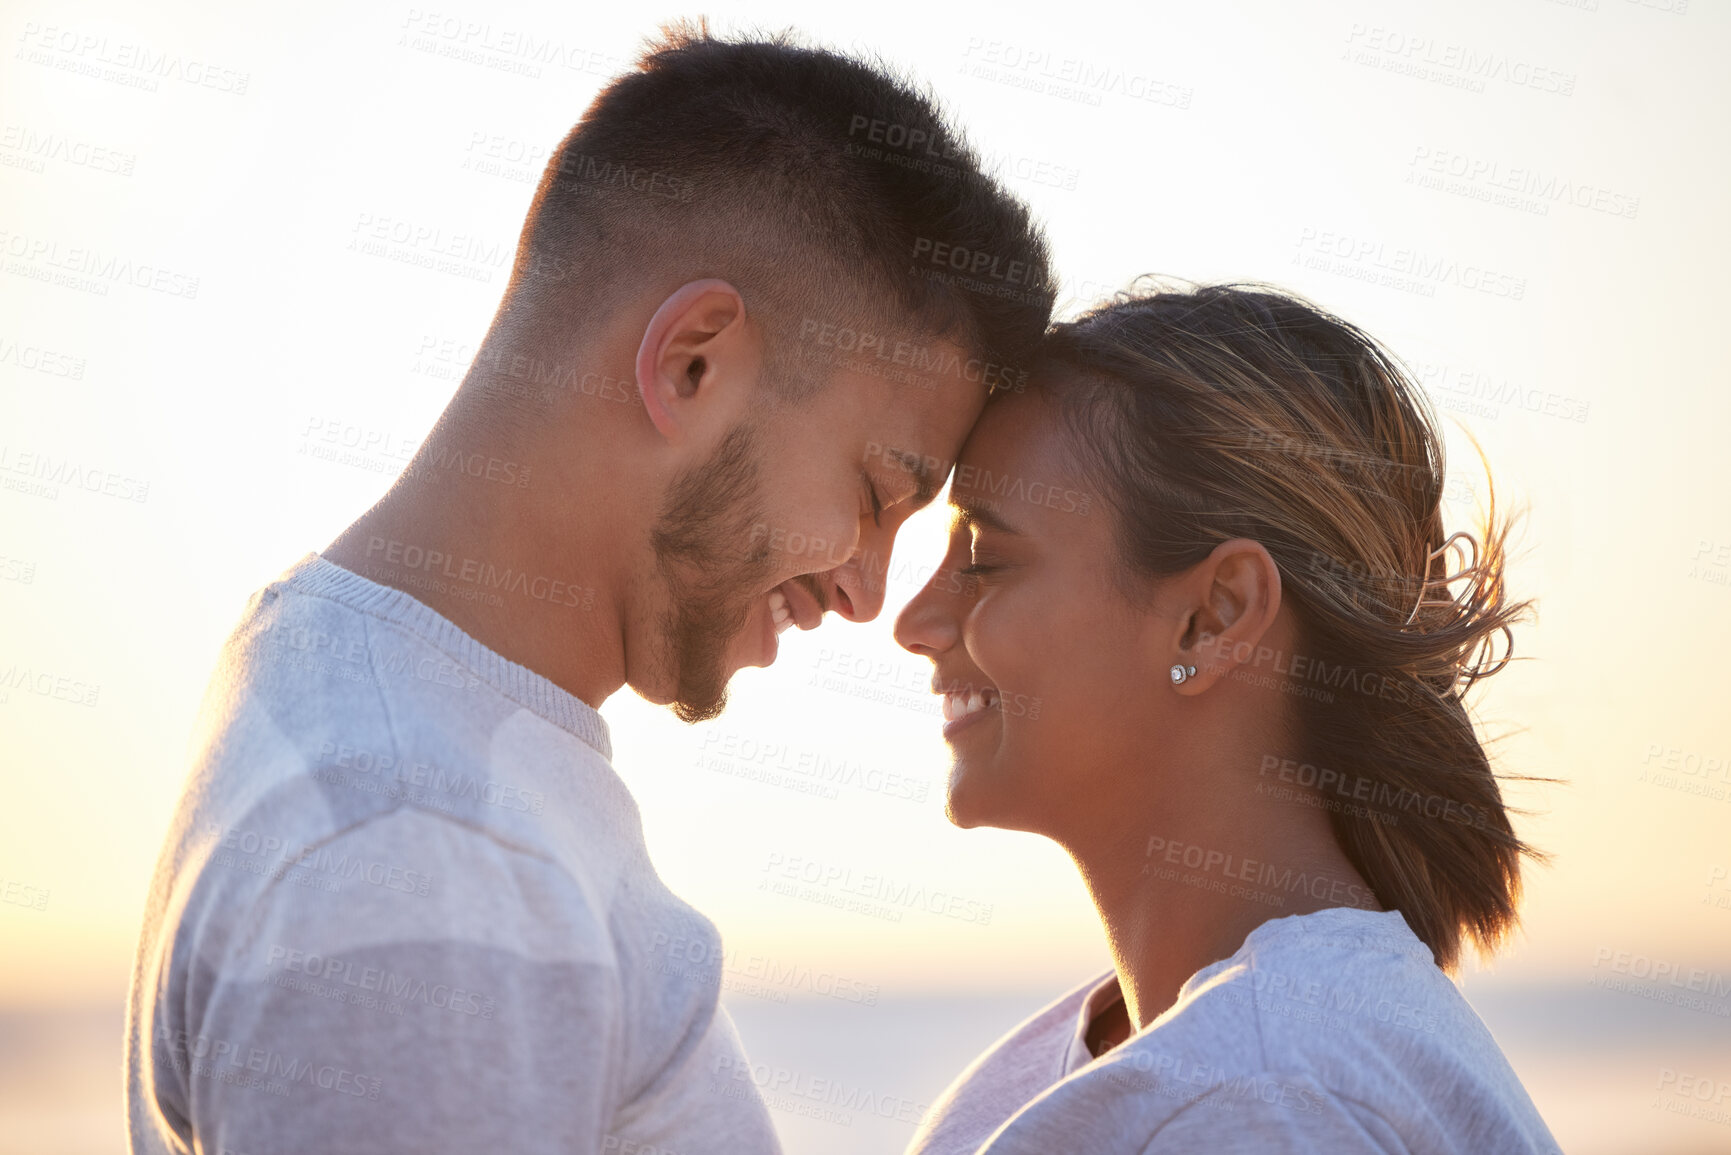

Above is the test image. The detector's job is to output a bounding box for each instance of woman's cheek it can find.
[970,598,1026,704]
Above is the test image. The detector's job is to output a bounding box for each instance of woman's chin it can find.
[945,796,982,828]
[944,763,1009,830]
[944,768,981,828]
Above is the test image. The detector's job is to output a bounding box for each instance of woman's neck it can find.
[1064,798,1381,1031]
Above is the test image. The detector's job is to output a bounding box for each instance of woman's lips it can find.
[940,685,999,739]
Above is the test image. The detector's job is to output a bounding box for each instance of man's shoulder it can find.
[186,558,625,858]
[173,708,644,959]
[210,557,515,730]
[210,804,618,965]
[164,559,645,960]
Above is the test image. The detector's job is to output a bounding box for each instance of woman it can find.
[893,282,1561,1153]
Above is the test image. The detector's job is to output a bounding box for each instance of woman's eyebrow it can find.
[949,494,1022,536]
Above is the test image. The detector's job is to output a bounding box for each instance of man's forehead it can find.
[847,343,988,494]
[807,321,1000,395]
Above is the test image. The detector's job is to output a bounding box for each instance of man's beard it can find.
[649,420,776,723]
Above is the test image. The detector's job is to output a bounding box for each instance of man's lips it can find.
[767,587,796,635]
[774,576,827,631]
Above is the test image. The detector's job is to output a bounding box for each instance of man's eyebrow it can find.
[883,447,943,508]
[949,494,1021,536]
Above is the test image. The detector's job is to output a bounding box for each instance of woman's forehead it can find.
[949,388,1099,533]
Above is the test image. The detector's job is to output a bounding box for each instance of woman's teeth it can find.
[768,587,794,634]
[942,687,999,722]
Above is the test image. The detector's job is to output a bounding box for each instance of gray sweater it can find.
[126,553,781,1154]
[907,908,1562,1154]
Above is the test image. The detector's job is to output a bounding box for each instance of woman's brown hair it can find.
[1035,279,1541,971]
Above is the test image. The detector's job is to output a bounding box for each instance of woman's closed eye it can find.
[960,550,1011,579]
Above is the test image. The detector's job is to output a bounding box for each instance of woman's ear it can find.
[634,279,756,443]
[1169,539,1283,695]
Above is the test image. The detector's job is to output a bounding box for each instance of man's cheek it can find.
[705,599,761,678]
[764,519,860,572]
[722,625,761,671]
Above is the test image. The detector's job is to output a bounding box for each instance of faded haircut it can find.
[483,21,1054,409]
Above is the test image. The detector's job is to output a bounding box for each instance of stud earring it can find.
[1170,664,1196,685]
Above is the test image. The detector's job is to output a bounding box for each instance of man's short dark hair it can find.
[495,22,1054,401]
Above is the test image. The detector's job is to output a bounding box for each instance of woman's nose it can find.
[894,567,962,658]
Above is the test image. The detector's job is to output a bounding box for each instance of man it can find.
[126,23,1053,1155]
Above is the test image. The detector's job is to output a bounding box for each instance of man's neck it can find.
[322,430,632,710]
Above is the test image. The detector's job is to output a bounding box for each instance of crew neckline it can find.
[281,552,613,761]
[1066,972,1125,1072]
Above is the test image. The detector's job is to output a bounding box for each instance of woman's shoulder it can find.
[906,970,1115,1155]
[966,967,1119,1067]
[977,909,1562,1153]
[1157,909,1473,1059]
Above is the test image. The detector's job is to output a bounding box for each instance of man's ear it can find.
[634,279,756,443]
[1169,539,1283,695]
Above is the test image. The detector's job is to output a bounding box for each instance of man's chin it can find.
[671,628,781,722]
[624,664,729,722]
[669,651,744,725]
[671,689,729,726]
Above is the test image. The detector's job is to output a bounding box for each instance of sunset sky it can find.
[3,2,1728,1150]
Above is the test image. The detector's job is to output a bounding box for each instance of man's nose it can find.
[827,549,887,622]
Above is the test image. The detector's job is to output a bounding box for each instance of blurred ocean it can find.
[4,983,1728,1154]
